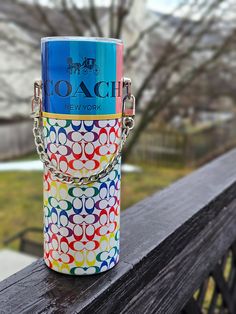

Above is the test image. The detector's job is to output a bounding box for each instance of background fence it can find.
[132,117,236,167]
[0,119,35,161]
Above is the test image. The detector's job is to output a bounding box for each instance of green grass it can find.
[0,171,43,249]
[0,164,192,249]
[121,163,192,209]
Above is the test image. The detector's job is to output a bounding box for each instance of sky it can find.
[18,0,236,21]
[20,0,180,13]
[148,0,179,13]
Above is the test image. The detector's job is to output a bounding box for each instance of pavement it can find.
[0,249,37,282]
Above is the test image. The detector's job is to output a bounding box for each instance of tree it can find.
[1,0,236,159]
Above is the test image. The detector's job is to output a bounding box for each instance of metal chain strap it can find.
[31,79,135,186]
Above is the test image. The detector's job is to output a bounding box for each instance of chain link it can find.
[32,79,135,186]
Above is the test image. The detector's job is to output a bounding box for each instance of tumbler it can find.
[31,37,135,275]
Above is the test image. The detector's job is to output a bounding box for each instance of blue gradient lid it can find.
[41,37,123,117]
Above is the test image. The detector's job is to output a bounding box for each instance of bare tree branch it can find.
[109,0,115,37]
[32,0,59,35]
[123,26,236,159]
[115,0,128,38]
[1,0,236,163]
[71,0,96,36]
[124,0,189,61]
[135,0,224,109]
[89,0,103,37]
[61,0,83,35]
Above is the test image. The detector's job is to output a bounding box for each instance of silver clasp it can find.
[123,77,132,99]
[31,80,42,118]
[123,77,135,117]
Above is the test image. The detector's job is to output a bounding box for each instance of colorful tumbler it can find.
[31,37,135,275]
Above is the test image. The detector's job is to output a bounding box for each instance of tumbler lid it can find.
[41,36,123,116]
[41,36,123,45]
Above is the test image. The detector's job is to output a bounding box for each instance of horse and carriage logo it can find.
[67,57,99,75]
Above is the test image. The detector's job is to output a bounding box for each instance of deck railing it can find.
[1,149,236,313]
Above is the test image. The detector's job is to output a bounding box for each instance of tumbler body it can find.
[41,37,123,275]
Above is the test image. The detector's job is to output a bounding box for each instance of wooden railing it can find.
[1,149,236,313]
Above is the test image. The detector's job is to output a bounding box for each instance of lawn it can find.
[0,163,192,249]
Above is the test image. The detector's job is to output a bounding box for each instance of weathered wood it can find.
[1,149,236,313]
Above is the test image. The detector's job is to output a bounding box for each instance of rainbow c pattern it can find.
[43,117,121,275]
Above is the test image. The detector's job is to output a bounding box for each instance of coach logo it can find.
[67,57,99,75]
[44,80,122,98]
